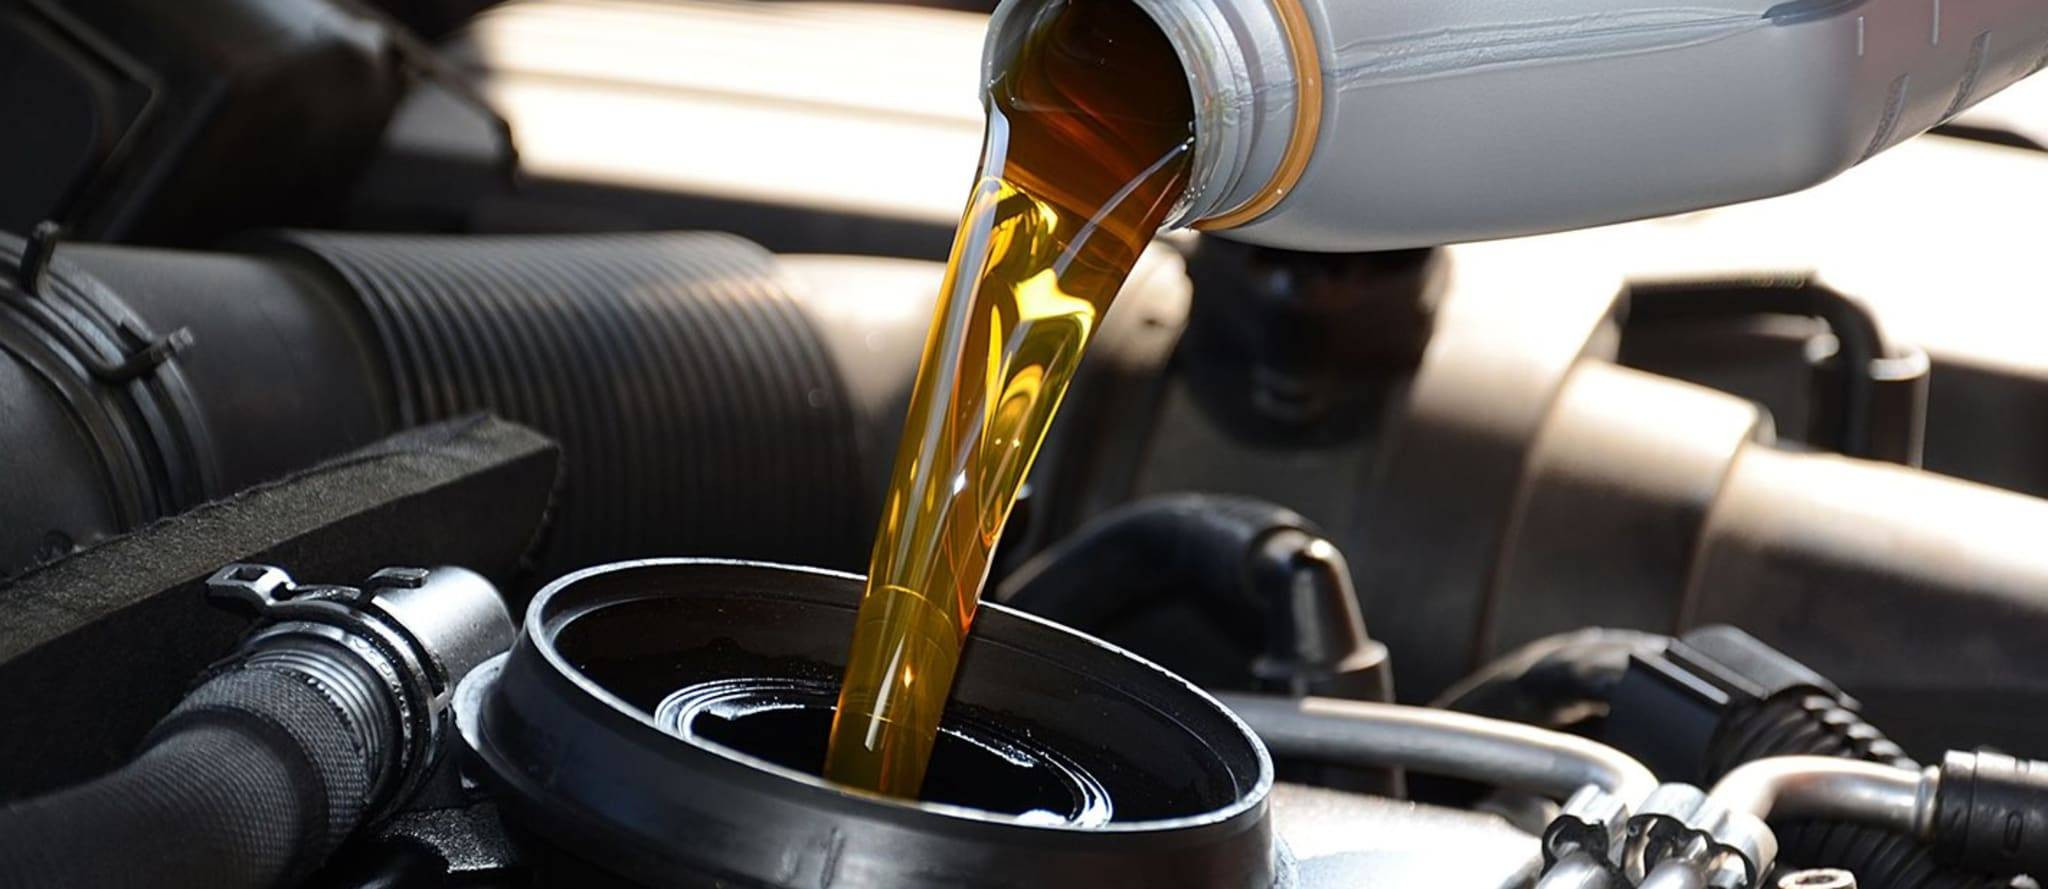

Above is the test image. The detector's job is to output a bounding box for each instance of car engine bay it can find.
[4,1,2048,887]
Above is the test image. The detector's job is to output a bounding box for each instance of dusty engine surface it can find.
[4,1,2048,888]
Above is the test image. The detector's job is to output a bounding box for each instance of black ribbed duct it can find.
[1,230,872,580]
[275,232,870,572]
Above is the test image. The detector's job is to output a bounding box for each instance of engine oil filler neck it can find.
[456,560,1279,889]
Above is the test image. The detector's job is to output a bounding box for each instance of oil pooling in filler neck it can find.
[825,0,1197,797]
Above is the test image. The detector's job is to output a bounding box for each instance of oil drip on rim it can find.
[658,677,1114,827]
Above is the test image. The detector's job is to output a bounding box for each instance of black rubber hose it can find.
[1432,628,1669,730]
[0,636,395,889]
[1710,692,2011,889]
[998,493,1393,710]
[1934,751,2048,877]
[996,493,1321,661]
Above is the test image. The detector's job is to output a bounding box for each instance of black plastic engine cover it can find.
[0,0,409,244]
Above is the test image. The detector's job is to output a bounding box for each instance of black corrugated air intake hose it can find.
[0,227,871,581]
[267,231,870,572]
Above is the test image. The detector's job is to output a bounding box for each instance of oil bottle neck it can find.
[1131,0,1317,231]
[982,0,1317,232]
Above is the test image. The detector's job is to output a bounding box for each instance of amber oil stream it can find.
[824,0,1197,798]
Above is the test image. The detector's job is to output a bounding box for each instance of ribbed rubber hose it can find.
[1709,692,2011,889]
[276,232,868,571]
[0,638,392,889]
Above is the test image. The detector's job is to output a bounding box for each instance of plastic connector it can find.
[1604,626,1841,782]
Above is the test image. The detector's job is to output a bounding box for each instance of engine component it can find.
[7,5,2048,889]
[1933,752,2048,878]
[1536,752,2048,888]
[1539,776,1800,889]
[1004,494,1397,795]
[1177,241,1440,446]
[0,415,554,796]
[0,226,222,555]
[206,563,516,810]
[1000,494,1390,701]
[1261,782,1543,889]
[0,230,878,580]
[1509,627,2048,886]
[1706,757,1934,844]
[1236,245,2048,755]
[0,0,412,244]
[1602,626,1881,785]
[1623,279,1892,461]
[458,559,1279,888]
[1432,628,1671,731]
[1783,872,1860,889]
[1540,849,1633,889]
[1217,692,1656,808]
[270,231,870,573]
[1591,133,2048,500]
[1626,782,1778,889]
[1622,277,1931,467]
[0,562,516,889]
[1705,751,2048,884]
[1498,626,2010,889]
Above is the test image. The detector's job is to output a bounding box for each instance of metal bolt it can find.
[1778,869,1856,889]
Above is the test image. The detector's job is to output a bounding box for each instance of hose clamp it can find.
[1543,785,1633,874]
[1625,784,1776,889]
[1542,782,1779,889]
[207,563,515,815]
[0,224,213,535]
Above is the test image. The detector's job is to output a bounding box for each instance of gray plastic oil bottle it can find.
[988,0,2048,251]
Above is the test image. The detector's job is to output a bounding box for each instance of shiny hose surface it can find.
[1215,692,1656,804]
[1707,756,1936,838]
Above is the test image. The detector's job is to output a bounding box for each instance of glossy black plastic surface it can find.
[457,559,1278,889]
